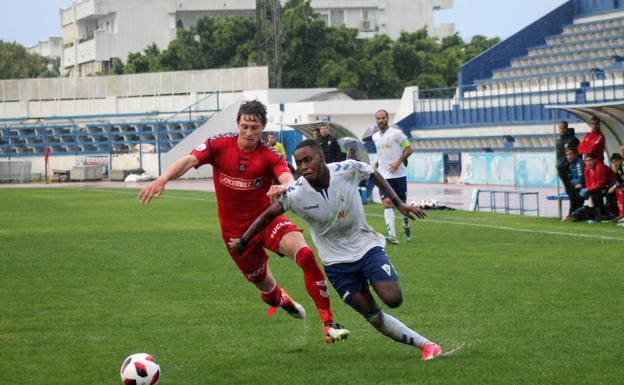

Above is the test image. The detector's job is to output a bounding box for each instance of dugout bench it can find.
[546,193,569,218]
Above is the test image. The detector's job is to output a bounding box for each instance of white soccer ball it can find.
[120,353,160,385]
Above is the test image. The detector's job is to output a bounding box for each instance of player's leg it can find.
[226,233,304,319]
[362,246,441,359]
[380,184,399,244]
[254,266,305,319]
[265,216,349,343]
[391,177,411,242]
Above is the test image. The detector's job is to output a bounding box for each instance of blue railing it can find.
[404,75,624,130]
[0,92,220,159]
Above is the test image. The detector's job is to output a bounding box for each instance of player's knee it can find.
[383,293,403,308]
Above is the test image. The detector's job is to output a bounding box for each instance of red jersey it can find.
[578,131,605,162]
[584,161,614,192]
[190,133,291,237]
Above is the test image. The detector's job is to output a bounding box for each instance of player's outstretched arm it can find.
[138,155,199,204]
[228,201,286,255]
[371,170,426,220]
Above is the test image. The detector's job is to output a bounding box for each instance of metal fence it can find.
[412,73,624,128]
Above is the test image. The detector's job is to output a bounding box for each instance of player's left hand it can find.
[267,184,287,201]
[398,203,427,220]
[388,160,401,174]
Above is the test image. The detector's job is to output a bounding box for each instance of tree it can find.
[280,0,327,87]
[124,43,162,73]
[0,40,50,79]
[109,2,499,97]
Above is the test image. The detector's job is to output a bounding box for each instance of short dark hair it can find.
[295,139,323,154]
[565,146,577,154]
[237,100,267,125]
[376,109,389,118]
[610,153,623,162]
[584,151,597,159]
[558,120,568,128]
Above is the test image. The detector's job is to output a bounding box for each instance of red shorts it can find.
[616,187,624,215]
[223,215,303,283]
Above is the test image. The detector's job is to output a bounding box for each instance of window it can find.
[330,9,345,27]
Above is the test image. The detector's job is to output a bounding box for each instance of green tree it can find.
[124,43,162,73]
[280,0,327,87]
[464,35,500,62]
[0,40,50,79]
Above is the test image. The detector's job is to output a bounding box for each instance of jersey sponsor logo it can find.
[303,204,319,210]
[270,220,293,239]
[218,173,260,191]
[195,143,207,152]
[381,264,392,277]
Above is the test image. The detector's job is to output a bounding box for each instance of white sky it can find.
[0,0,569,47]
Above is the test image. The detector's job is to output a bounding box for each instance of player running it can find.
[229,139,447,360]
[138,101,348,344]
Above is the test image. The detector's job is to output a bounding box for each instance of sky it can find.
[0,0,569,48]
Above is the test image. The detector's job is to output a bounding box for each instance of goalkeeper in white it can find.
[228,139,445,360]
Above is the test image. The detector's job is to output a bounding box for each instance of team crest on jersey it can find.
[337,192,346,203]
[195,143,207,152]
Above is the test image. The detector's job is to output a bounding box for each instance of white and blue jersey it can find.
[278,160,386,265]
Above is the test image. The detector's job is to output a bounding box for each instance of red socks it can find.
[295,247,333,325]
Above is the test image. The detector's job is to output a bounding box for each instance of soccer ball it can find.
[120,353,160,385]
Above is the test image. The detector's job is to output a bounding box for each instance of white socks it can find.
[368,311,431,348]
[384,208,396,237]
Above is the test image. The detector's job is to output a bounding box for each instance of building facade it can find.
[59,0,454,77]
[28,37,64,61]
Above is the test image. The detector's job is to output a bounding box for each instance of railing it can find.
[411,73,624,129]
[0,92,221,160]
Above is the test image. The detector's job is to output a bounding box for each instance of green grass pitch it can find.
[1,187,623,385]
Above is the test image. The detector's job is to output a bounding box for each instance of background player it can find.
[229,140,447,360]
[372,110,413,244]
[138,101,348,344]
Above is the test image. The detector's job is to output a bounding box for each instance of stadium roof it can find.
[266,121,357,140]
[545,101,624,153]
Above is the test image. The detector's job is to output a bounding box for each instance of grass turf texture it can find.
[1,187,622,385]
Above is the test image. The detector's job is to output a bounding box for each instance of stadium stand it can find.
[0,114,211,157]
[395,0,624,187]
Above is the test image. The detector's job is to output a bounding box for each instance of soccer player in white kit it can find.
[372,110,413,245]
[228,139,445,360]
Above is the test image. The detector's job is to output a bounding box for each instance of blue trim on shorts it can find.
[324,246,398,304]
[379,177,407,202]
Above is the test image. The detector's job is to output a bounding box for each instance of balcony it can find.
[60,0,109,26]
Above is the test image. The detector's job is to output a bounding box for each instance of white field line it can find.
[80,188,624,242]
[366,213,624,242]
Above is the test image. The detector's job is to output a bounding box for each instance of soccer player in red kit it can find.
[138,100,349,344]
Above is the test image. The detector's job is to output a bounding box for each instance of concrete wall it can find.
[0,67,268,118]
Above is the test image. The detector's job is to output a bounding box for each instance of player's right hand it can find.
[138,179,165,204]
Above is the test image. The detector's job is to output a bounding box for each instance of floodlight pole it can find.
[273,0,282,88]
